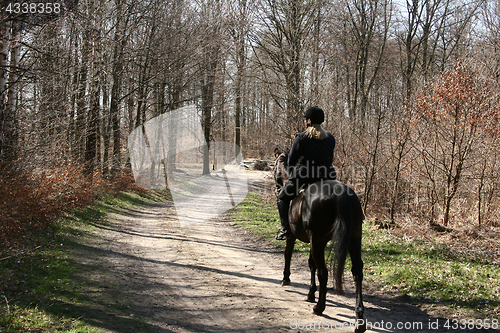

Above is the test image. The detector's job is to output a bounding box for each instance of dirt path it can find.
[77,172,495,333]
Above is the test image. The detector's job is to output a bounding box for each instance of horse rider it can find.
[276,106,337,240]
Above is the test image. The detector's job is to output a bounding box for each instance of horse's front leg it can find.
[307,252,317,302]
[282,238,295,286]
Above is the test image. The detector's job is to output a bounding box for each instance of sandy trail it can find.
[79,171,494,333]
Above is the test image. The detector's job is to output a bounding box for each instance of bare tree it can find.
[411,61,497,226]
[253,0,320,137]
[342,0,391,125]
[398,0,483,101]
[108,0,132,173]
[229,0,253,157]
[195,0,225,175]
[0,17,20,164]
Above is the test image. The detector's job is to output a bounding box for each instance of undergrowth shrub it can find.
[0,162,142,250]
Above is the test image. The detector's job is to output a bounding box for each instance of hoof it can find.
[312,305,324,315]
[355,325,367,333]
[306,294,315,303]
[281,280,291,286]
[354,320,367,333]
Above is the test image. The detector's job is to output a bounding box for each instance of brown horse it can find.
[274,153,366,333]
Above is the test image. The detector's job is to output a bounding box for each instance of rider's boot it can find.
[276,199,291,240]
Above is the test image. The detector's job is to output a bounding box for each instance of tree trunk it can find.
[109,1,128,173]
[201,68,216,175]
[362,108,383,212]
[85,81,100,175]
[0,17,9,164]
[76,34,90,163]
[85,44,101,176]
[2,19,20,163]
[166,76,182,176]
[84,0,102,176]
[234,30,244,159]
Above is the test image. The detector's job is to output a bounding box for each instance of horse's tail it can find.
[330,190,362,295]
[330,213,351,295]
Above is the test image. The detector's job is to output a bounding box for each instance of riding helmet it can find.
[304,106,324,124]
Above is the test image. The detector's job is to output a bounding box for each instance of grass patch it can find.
[231,191,311,255]
[231,190,500,319]
[362,221,500,318]
[0,190,171,333]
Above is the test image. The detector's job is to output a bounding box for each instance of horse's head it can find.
[274,151,289,188]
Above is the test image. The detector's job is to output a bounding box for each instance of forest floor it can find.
[66,171,498,333]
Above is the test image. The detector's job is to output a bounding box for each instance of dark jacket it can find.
[287,131,336,181]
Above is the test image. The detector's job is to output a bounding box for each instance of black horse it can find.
[274,153,366,333]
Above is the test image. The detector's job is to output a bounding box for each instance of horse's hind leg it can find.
[350,236,366,333]
[307,252,317,302]
[311,240,328,315]
[282,238,295,286]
